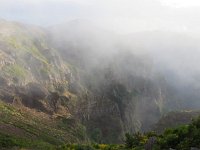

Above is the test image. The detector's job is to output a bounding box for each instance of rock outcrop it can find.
[0,20,199,143]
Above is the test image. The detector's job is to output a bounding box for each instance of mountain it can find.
[153,110,200,133]
[0,19,200,146]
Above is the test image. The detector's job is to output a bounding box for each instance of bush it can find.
[124,132,146,148]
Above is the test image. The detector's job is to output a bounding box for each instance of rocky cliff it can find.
[0,20,198,144]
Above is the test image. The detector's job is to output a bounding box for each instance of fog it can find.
[1,0,200,130]
[1,0,200,33]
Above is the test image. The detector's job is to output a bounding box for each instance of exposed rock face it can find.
[0,20,167,143]
[0,21,78,120]
[0,20,199,143]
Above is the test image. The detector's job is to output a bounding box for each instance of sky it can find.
[0,0,200,33]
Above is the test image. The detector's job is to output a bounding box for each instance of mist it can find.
[0,0,200,145]
[1,0,200,33]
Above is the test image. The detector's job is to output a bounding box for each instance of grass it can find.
[0,101,128,150]
[6,35,49,65]
[0,132,54,150]
[0,101,88,149]
[2,100,200,149]
[2,64,27,80]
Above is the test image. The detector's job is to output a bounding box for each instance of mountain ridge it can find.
[0,19,200,144]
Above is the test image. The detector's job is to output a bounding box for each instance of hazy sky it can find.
[0,0,200,33]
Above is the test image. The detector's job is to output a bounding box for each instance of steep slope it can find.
[48,21,171,142]
[153,110,200,133]
[0,20,89,146]
[0,20,168,144]
[0,100,87,149]
[48,22,200,142]
[0,20,83,116]
[0,19,200,144]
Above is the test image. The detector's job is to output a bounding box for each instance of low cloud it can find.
[0,0,200,33]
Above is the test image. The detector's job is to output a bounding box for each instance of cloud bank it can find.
[0,0,200,33]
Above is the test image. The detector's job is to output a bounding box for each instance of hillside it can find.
[0,101,87,149]
[153,110,200,133]
[0,20,166,144]
[0,19,200,146]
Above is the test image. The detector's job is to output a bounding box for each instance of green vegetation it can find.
[124,117,200,150]
[1,99,200,150]
[90,128,102,143]
[3,64,27,81]
[0,132,54,150]
[1,103,200,150]
[0,101,87,149]
[57,144,124,150]
[6,35,49,64]
[1,21,200,150]
[124,132,148,149]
